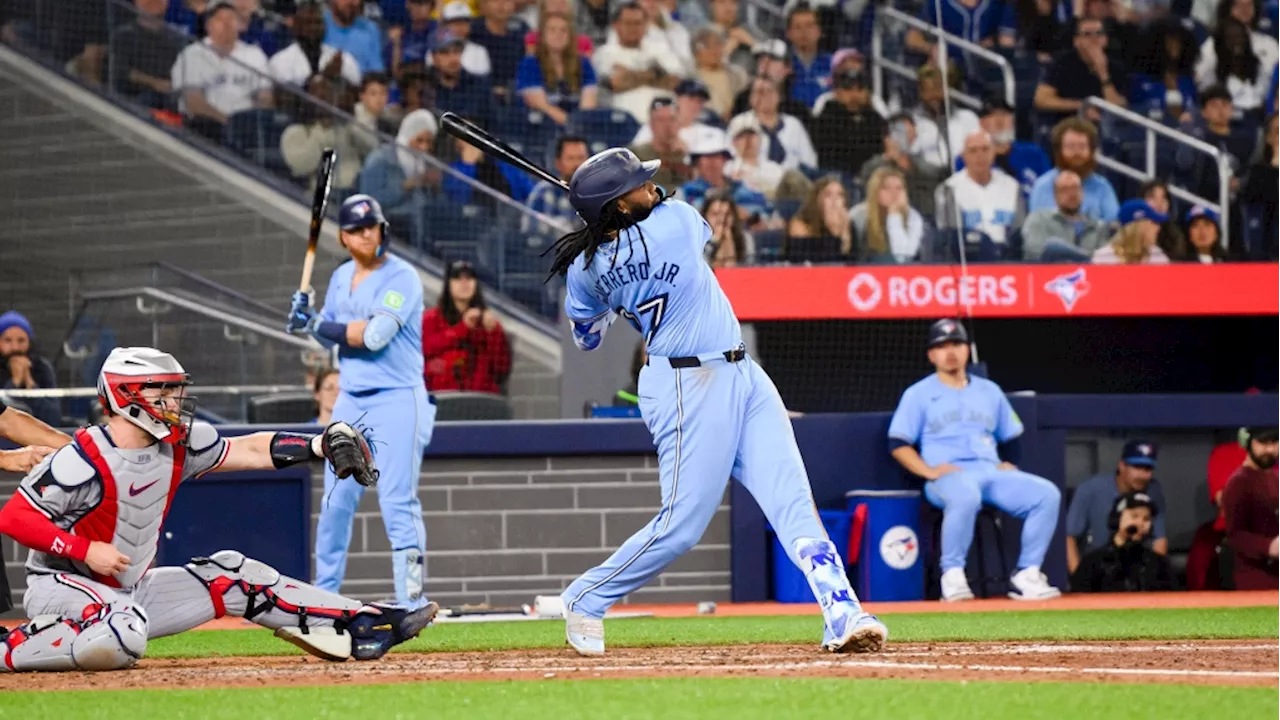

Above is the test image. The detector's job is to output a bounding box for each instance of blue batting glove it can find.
[286,290,316,334]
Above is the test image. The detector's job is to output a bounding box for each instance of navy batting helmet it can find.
[569,148,660,223]
[338,194,389,255]
[927,318,969,348]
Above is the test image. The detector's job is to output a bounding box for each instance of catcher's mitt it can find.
[322,421,379,487]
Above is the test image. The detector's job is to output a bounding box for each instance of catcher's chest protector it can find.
[69,427,185,588]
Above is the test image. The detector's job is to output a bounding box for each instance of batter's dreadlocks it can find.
[542,193,665,281]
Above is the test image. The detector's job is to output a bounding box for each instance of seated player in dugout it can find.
[0,347,436,673]
[888,319,1063,602]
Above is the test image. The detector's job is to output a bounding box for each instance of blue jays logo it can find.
[351,202,370,218]
[878,525,919,570]
[1043,267,1091,312]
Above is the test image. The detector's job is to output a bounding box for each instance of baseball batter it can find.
[287,194,436,608]
[0,347,435,672]
[547,148,887,656]
[888,319,1062,601]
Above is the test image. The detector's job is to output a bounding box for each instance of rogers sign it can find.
[846,271,1019,313]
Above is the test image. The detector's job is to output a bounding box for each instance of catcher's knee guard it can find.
[2,603,148,672]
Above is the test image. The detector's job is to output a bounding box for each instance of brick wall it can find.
[2,455,732,612]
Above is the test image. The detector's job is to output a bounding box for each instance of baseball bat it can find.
[299,148,338,292]
[439,604,531,618]
[439,112,568,192]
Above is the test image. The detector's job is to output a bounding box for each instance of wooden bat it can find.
[299,148,337,292]
[438,604,532,618]
[439,112,567,191]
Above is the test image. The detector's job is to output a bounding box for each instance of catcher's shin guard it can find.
[2,603,148,672]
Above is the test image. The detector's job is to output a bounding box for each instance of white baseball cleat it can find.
[564,610,605,656]
[824,612,888,654]
[1008,566,1062,600]
[940,567,975,602]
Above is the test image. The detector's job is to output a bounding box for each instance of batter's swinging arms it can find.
[548,149,887,656]
[0,347,436,672]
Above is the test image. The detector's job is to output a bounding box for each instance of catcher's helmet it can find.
[569,148,660,223]
[97,347,195,446]
[338,194,389,255]
[927,318,969,348]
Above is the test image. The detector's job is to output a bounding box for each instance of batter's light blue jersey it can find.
[320,254,424,393]
[563,199,742,357]
[887,374,1023,467]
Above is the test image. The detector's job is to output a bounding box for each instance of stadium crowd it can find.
[0,0,1275,274]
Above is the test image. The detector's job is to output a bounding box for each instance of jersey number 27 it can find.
[617,293,668,343]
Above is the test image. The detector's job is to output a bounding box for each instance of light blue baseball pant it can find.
[923,461,1061,572]
[314,385,435,607]
[563,355,837,619]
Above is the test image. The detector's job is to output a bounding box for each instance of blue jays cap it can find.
[927,318,969,349]
[430,28,466,52]
[1117,199,1168,225]
[1185,204,1220,224]
[1121,440,1158,468]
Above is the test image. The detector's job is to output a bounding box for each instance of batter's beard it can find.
[624,190,666,224]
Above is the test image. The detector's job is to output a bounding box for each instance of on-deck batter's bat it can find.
[439,112,567,191]
[439,604,531,618]
[298,148,337,292]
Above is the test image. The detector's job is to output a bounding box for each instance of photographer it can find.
[1070,491,1175,593]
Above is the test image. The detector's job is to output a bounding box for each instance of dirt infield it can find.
[2,639,1275,691]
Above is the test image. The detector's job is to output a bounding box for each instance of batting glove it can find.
[286,289,317,334]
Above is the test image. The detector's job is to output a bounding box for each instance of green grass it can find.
[1,679,1275,720]
[142,606,1279,659]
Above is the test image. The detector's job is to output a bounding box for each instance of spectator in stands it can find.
[1183,205,1229,263]
[691,25,747,121]
[1070,491,1176,593]
[1020,170,1108,261]
[1240,113,1278,258]
[387,0,437,81]
[1196,2,1278,119]
[730,40,810,118]
[281,75,364,192]
[1013,0,1073,63]
[632,80,714,147]
[0,311,59,427]
[576,0,614,49]
[851,166,926,264]
[724,120,785,201]
[811,48,888,118]
[974,97,1051,202]
[109,0,188,110]
[785,176,853,264]
[49,0,108,87]
[1129,16,1199,124]
[935,131,1023,249]
[728,76,818,172]
[471,0,530,99]
[1193,85,1257,198]
[170,0,272,141]
[631,0,693,76]
[592,2,682,123]
[679,127,770,222]
[1135,178,1190,262]
[1092,199,1172,264]
[313,367,339,425]
[352,72,394,155]
[358,108,442,247]
[783,3,831,109]
[1028,118,1119,222]
[232,0,286,57]
[706,0,758,74]
[1222,426,1279,590]
[269,1,361,88]
[525,0,594,58]
[1065,440,1167,575]
[860,113,948,219]
[808,69,883,177]
[422,260,512,394]
[631,98,694,190]
[906,0,1016,63]
[425,29,493,121]
[911,65,980,167]
[325,0,385,74]
[517,11,599,125]
[1034,16,1128,125]
[434,2,494,78]
[701,192,755,267]
[525,134,589,232]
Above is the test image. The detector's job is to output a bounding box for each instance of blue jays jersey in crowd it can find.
[320,254,424,393]
[887,373,1023,467]
[563,200,742,358]
[922,0,1015,48]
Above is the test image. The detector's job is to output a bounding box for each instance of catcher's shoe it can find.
[564,610,605,657]
[823,612,888,654]
[347,601,439,661]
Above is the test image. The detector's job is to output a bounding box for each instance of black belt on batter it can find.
[665,347,747,368]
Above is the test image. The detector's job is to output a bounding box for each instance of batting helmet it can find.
[927,318,969,348]
[569,148,660,223]
[338,194,389,254]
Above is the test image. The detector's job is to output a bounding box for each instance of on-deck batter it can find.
[0,347,435,672]
[547,148,888,656]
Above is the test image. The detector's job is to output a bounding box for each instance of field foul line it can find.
[886,643,1277,657]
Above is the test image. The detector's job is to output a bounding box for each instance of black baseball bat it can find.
[439,112,568,192]
[299,148,337,291]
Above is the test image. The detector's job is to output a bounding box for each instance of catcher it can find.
[0,346,434,672]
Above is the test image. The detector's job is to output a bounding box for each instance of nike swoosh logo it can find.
[128,479,161,497]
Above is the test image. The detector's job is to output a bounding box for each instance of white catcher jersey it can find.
[17,423,229,589]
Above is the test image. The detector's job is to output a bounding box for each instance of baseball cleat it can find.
[824,612,888,654]
[940,567,975,602]
[1007,567,1061,601]
[564,610,605,656]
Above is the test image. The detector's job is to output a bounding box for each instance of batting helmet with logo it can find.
[568,148,660,223]
[337,194,389,255]
[927,318,969,348]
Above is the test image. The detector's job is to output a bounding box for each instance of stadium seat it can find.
[567,109,641,156]
[433,391,515,421]
[922,504,1012,600]
[248,392,317,424]
[752,229,785,263]
[223,109,289,174]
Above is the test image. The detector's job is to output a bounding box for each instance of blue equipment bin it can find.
[845,490,924,602]
[771,509,852,603]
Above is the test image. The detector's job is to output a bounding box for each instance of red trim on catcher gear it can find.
[100,372,191,446]
[3,627,27,670]
[207,576,234,619]
[73,429,123,587]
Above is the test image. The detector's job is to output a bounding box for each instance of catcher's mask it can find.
[97,347,197,446]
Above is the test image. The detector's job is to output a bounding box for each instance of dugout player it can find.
[286,194,435,608]
[0,347,435,672]
[888,319,1062,601]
